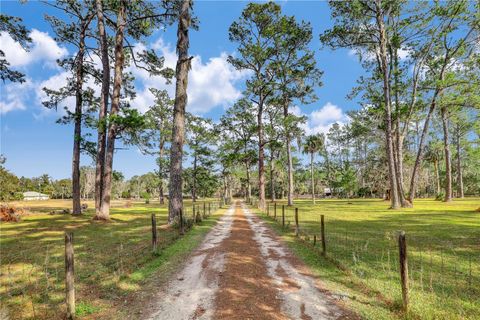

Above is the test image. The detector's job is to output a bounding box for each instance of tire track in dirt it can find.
[146,202,356,320]
[242,204,356,319]
[147,206,235,320]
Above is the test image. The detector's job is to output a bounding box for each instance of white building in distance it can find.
[23,191,49,201]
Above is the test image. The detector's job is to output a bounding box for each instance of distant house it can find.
[23,191,49,201]
[324,188,332,197]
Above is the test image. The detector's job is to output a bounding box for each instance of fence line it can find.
[1,199,226,319]
[258,201,479,317]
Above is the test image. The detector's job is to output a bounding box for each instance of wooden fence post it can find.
[267,203,269,216]
[274,203,277,220]
[282,205,285,227]
[208,202,211,215]
[196,205,201,222]
[294,208,299,236]
[192,205,196,224]
[203,202,206,218]
[321,215,326,256]
[65,232,75,320]
[398,231,409,312]
[180,208,184,235]
[151,214,158,253]
[313,235,317,246]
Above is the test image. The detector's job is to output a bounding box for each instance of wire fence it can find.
[259,201,480,318]
[0,200,224,320]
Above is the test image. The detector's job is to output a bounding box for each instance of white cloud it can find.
[290,105,302,117]
[0,78,35,114]
[152,38,177,67]
[0,72,72,116]
[188,52,249,113]
[1,33,249,116]
[348,48,377,61]
[310,102,344,126]
[130,37,250,114]
[0,29,68,68]
[35,71,73,116]
[0,29,69,114]
[348,47,410,61]
[398,48,410,60]
[298,102,348,136]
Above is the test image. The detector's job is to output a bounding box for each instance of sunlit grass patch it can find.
[0,199,225,319]
[256,197,480,320]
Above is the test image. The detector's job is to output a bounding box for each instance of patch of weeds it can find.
[75,301,101,316]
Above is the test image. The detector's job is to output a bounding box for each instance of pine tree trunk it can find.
[441,107,452,202]
[228,175,233,203]
[72,20,87,216]
[434,159,440,195]
[223,175,228,202]
[393,51,411,208]
[159,140,165,204]
[408,57,446,204]
[375,2,400,209]
[325,147,331,189]
[245,161,251,201]
[407,99,437,203]
[100,2,126,218]
[257,98,266,210]
[94,0,109,218]
[168,0,191,223]
[192,154,197,202]
[311,152,315,204]
[270,156,275,202]
[284,105,294,206]
[456,126,464,198]
[395,131,411,207]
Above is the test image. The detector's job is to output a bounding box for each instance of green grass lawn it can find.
[256,197,480,320]
[0,199,224,320]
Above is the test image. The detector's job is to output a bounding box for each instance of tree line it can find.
[218,0,479,209]
[0,166,219,202]
[1,0,479,217]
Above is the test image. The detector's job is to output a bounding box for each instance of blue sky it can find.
[0,0,364,179]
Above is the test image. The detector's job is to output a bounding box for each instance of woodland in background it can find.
[1,0,479,212]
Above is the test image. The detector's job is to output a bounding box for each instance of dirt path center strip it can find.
[147,202,354,320]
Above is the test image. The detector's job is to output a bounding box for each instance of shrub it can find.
[141,192,151,204]
[435,192,445,201]
[0,205,27,222]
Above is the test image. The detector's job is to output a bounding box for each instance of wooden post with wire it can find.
[65,232,75,320]
[282,205,285,227]
[294,208,299,236]
[398,231,409,312]
[321,215,326,256]
[151,214,158,253]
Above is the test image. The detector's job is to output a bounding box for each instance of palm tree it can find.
[302,134,325,204]
[424,142,442,197]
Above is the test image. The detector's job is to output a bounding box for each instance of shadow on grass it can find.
[255,200,480,320]
[0,202,225,320]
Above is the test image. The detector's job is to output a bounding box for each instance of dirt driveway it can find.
[146,202,356,320]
